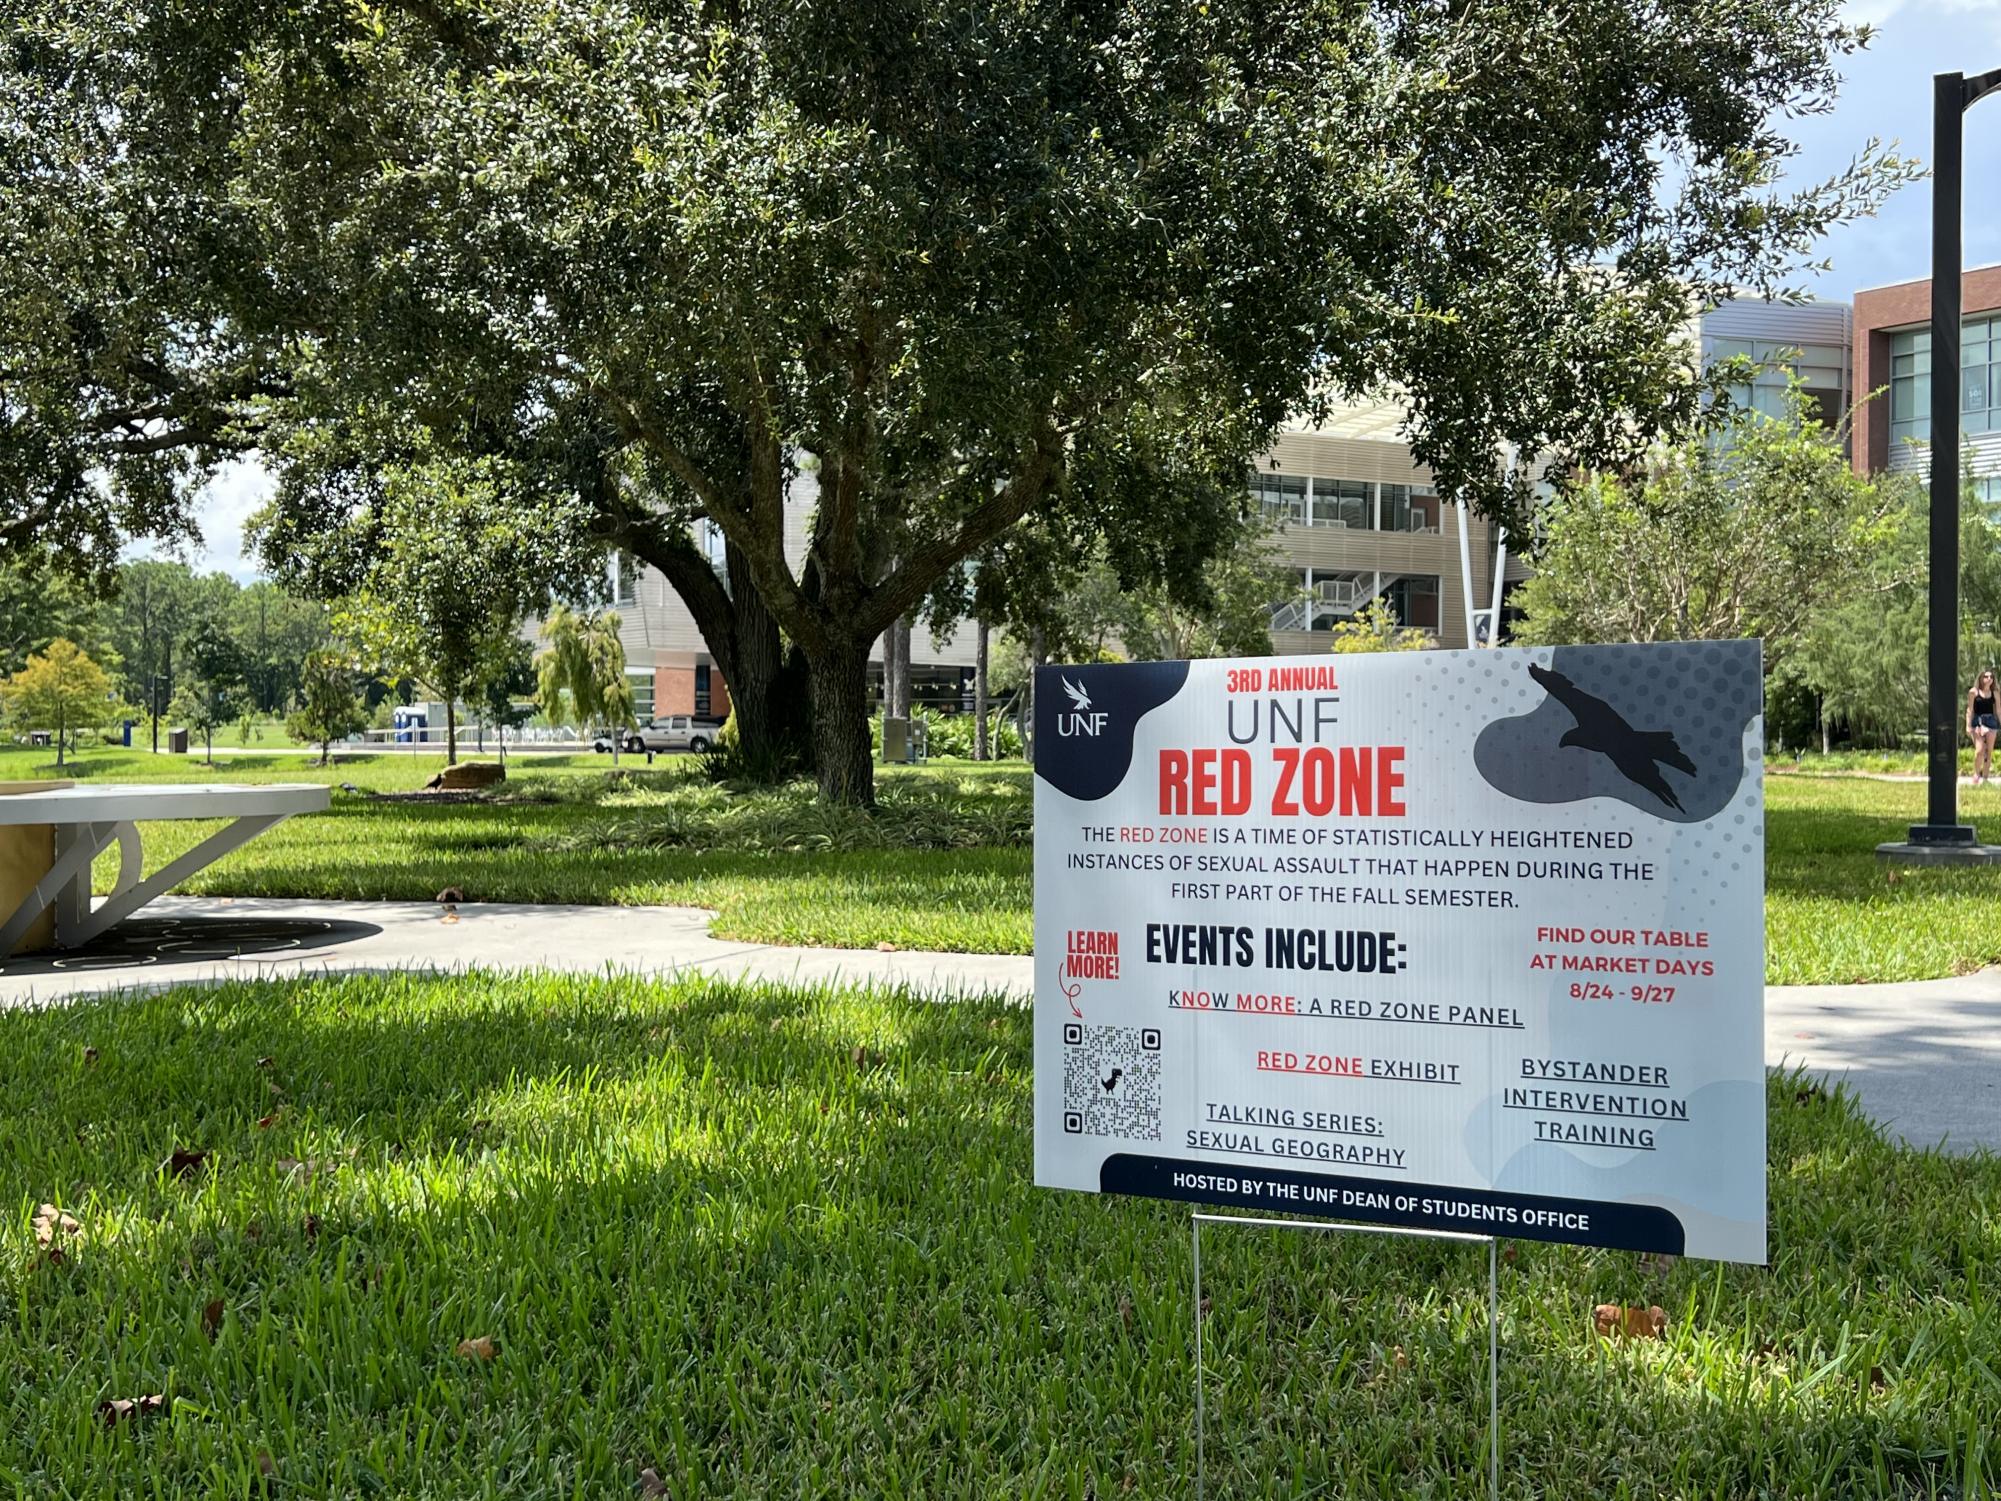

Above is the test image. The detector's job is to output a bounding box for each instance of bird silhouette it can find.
[1527,663,1698,812]
[1062,677,1093,713]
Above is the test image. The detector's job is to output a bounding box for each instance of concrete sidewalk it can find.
[5,896,1996,1154]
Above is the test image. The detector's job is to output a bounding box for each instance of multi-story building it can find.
[1852,263,2001,504]
[1251,399,1520,653]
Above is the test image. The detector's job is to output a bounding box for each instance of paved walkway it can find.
[5,897,1996,1155]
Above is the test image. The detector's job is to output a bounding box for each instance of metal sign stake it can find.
[1191,1212,1501,1501]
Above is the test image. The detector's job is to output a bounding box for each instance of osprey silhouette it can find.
[1527,662,1698,812]
[1061,677,1093,713]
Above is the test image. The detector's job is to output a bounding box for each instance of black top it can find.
[1976,691,1996,718]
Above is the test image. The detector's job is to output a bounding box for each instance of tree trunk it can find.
[445,698,458,766]
[809,638,875,806]
[974,617,990,761]
[1024,626,1046,765]
[632,526,807,779]
[892,616,912,717]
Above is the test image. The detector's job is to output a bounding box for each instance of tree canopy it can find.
[3,0,1911,799]
[1512,390,1906,667]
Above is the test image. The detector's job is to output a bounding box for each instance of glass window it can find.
[1384,575,1440,631]
[695,664,711,718]
[1967,367,1990,415]
[1249,470,1307,525]
[1311,477,1369,528]
[627,670,655,721]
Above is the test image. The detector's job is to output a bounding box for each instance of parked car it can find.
[623,715,724,755]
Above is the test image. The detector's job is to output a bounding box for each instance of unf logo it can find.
[1057,676,1109,737]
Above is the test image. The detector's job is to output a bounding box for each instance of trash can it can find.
[0,780,72,956]
[121,719,134,747]
[168,727,190,755]
[882,716,910,764]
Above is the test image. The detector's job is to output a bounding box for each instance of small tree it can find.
[1,638,119,766]
[285,649,370,765]
[1513,389,1902,668]
[1328,601,1432,654]
[474,639,537,765]
[171,619,248,765]
[536,605,634,762]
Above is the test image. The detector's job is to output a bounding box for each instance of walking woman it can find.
[1970,668,2000,785]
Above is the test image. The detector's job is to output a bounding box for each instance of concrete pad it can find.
[6,896,1996,1154]
[1765,971,2001,1155]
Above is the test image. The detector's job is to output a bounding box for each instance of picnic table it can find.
[0,782,329,957]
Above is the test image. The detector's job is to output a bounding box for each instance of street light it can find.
[1896,66,2001,857]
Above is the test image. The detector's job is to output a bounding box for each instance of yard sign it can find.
[1033,641,1766,1263]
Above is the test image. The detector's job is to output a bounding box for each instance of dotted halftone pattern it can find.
[1471,641,1761,824]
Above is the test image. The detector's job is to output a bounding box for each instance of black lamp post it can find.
[1907,66,2001,850]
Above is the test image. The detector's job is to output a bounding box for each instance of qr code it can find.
[1062,1023,1163,1142]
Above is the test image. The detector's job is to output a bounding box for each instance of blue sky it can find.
[151,1,2001,581]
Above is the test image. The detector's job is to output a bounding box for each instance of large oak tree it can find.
[5,0,1905,801]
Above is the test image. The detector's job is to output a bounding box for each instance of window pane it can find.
[1893,353,1914,377]
[1892,377,1914,421]
[1965,366,1990,415]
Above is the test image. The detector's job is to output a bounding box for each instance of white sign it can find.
[1033,642,1766,1263]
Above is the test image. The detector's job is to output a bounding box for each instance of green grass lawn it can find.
[12,746,2001,983]
[0,972,1993,1498]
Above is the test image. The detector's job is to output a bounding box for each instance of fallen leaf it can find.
[82,1046,99,1064]
[638,1467,669,1498]
[876,941,899,952]
[456,1335,499,1362]
[33,1202,80,1250]
[202,1298,224,1340]
[256,1450,277,1477]
[97,1394,166,1427]
[1593,1303,1667,1340]
[441,909,461,924]
[301,1213,321,1241]
[1869,1363,1889,1390]
[1392,1344,1410,1371]
[1502,1245,1518,1265]
[255,1111,281,1130]
[162,1148,208,1180]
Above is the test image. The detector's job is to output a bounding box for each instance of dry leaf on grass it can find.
[162,1148,208,1180]
[301,1213,321,1241]
[638,1467,669,1497]
[456,1335,499,1361]
[202,1298,224,1340]
[1593,1303,1667,1340]
[255,1110,281,1130]
[255,1450,277,1478]
[98,1394,166,1427]
[82,1046,99,1064]
[33,1202,80,1253]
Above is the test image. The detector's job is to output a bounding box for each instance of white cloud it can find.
[122,456,275,581]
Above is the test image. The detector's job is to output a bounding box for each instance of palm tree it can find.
[536,606,635,761]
